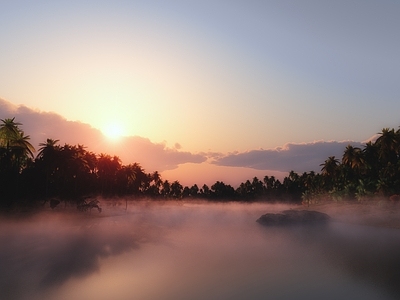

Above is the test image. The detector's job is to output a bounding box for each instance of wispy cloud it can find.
[212,141,364,173]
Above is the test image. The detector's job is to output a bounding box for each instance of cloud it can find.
[0,98,104,148]
[0,98,206,171]
[362,134,379,144]
[0,97,370,174]
[212,140,364,173]
[114,136,206,171]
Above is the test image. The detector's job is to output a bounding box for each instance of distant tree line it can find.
[1,118,400,209]
[306,127,400,203]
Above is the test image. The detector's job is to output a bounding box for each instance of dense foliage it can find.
[1,118,400,209]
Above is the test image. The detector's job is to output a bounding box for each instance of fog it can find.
[1,201,399,300]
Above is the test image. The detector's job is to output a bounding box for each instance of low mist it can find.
[1,200,399,300]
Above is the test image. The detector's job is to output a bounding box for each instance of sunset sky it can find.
[1,1,399,186]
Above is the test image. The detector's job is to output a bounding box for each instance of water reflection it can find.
[311,222,400,297]
[0,201,399,300]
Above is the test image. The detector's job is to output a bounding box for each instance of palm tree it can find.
[190,184,199,197]
[129,163,148,193]
[375,128,398,163]
[211,181,235,199]
[151,171,162,188]
[0,118,22,149]
[161,180,171,197]
[236,180,255,199]
[0,118,35,205]
[362,141,379,169]
[116,164,137,194]
[11,131,35,172]
[263,175,276,199]
[200,184,210,197]
[302,171,316,190]
[97,154,122,194]
[320,156,340,191]
[320,156,340,177]
[170,180,183,198]
[251,177,264,197]
[341,145,365,191]
[0,118,35,171]
[36,139,60,197]
[37,139,60,163]
[342,145,364,171]
[12,132,35,156]
[147,171,162,196]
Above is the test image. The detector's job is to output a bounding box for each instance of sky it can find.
[1,1,399,186]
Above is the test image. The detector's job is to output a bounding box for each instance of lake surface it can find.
[1,201,399,300]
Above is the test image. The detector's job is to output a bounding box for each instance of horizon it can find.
[1,97,381,187]
[1,1,399,186]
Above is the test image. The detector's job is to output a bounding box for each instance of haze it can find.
[1,201,399,300]
[2,2,400,299]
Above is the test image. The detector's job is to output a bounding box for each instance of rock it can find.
[50,199,61,209]
[256,210,330,226]
[389,194,400,203]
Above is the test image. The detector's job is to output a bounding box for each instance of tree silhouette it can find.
[0,118,36,206]
[375,128,398,163]
[341,145,365,195]
[4,116,400,209]
[342,145,364,171]
[319,156,340,193]
[36,138,61,197]
[320,156,340,177]
[200,184,210,197]
[170,180,183,198]
[0,118,22,148]
[161,180,171,197]
[97,154,121,194]
[146,171,162,197]
[190,184,199,197]
[0,118,35,172]
[116,164,136,195]
[211,181,235,199]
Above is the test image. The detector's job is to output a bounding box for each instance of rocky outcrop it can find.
[49,198,61,209]
[256,210,330,226]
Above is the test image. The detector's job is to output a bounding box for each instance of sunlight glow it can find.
[102,123,125,140]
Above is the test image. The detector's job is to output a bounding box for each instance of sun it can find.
[102,123,125,140]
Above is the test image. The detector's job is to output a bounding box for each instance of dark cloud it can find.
[0,98,206,171]
[212,141,364,173]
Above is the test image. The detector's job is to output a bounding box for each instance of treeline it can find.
[305,127,400,203]
[1,118,400,209]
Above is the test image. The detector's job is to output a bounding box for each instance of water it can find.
[1,201,399,300]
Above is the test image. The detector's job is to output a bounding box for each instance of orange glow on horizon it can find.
[161,162,286,187]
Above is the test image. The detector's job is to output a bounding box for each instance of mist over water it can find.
[1,201,399,300]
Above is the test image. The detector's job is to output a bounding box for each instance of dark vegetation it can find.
[1,117,400,210]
